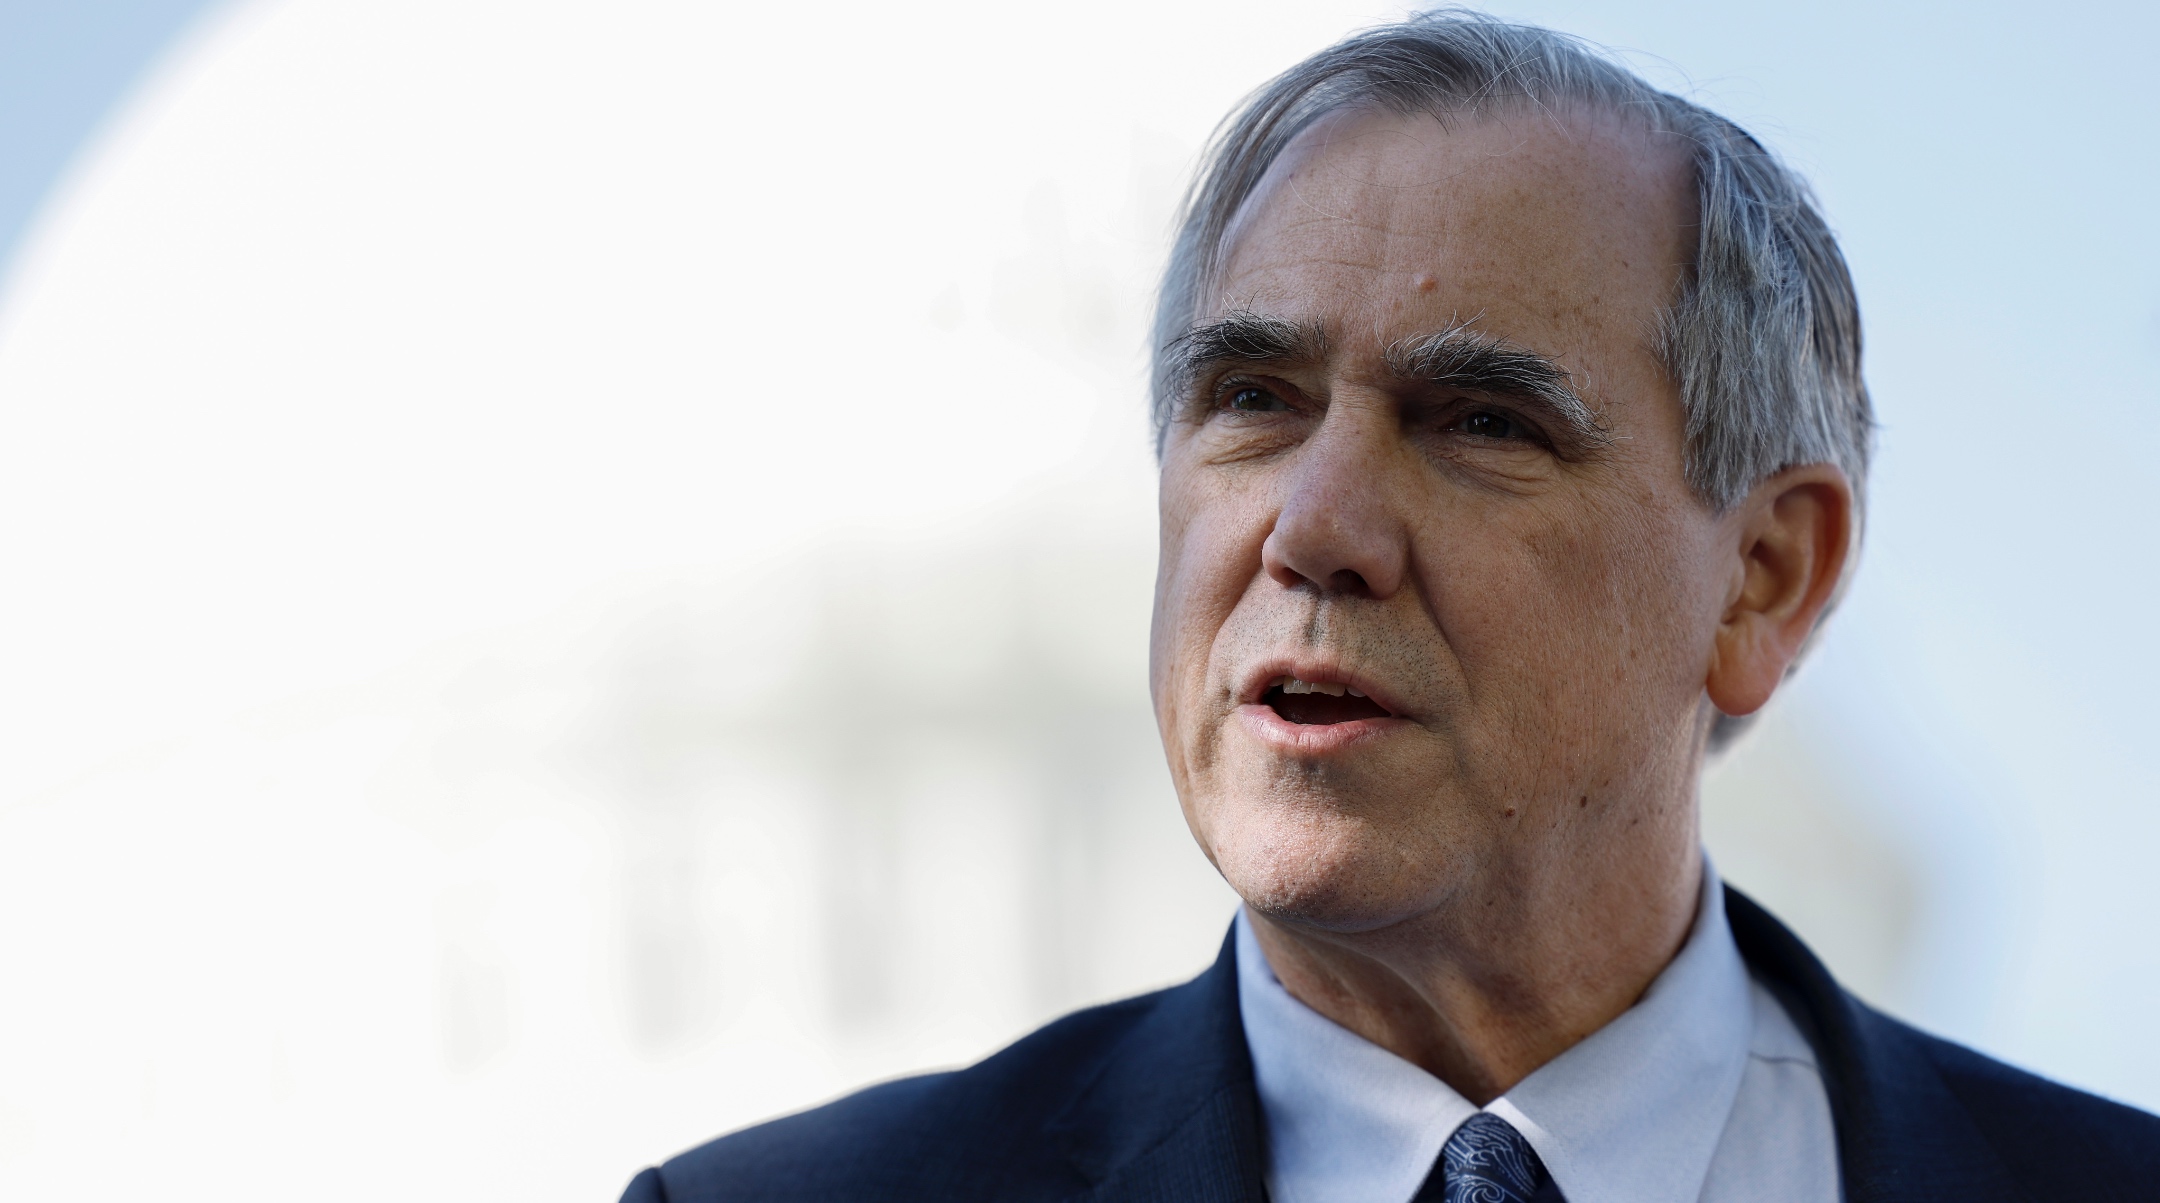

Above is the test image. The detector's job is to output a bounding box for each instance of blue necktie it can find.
[1415,1112,1560,1203]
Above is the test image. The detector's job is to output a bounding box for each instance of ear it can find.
[1705,464,1856,718]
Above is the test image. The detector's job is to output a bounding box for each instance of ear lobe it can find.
[1704,465,1855,718]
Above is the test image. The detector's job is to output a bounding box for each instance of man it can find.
[623,13,2160,1202]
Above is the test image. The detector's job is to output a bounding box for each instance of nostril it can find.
[1325,569,1373,597]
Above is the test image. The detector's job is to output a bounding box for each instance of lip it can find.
[1234,657,1408,716]
[1236,703,1406,755]
[1231,656,1414,756]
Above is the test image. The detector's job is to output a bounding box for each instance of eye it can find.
[1456,409,1523,439]
[1223,385,1290,413]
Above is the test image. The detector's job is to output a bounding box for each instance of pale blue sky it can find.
[0,0,219,268]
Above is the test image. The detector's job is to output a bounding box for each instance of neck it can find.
[1245,832,1703,1105]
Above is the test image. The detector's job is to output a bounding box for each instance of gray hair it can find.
[1150,9,1873,520]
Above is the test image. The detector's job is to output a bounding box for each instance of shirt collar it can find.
[1237,860,1755,1203]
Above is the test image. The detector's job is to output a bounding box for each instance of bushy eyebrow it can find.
[1384,323,1610,451]
[1161,310,1329,393]
[1164,311,1611,454]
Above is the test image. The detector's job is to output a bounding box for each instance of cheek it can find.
[1155,474,1268,666]
[1421,501,1709,730]
[1153,466,1260,720]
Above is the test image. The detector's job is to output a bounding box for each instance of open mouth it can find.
[1263,676,1394,725]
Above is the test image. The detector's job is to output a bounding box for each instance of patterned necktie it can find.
[1414,1112,1560,1203]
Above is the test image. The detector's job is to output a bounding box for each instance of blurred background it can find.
[0,0,2154,1197]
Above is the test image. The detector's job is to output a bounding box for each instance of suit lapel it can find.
[1045,929,1269,1202]
[1054,892,2022,1203]
[1726,887,2030,1203]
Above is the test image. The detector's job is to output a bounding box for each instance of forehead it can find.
[1212,105,1695,357]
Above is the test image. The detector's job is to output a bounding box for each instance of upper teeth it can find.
[1274,676,1365,698]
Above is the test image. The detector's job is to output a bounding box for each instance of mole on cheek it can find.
[1414,273,1438,293]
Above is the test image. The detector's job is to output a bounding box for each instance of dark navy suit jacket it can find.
[622,888,2160,1202]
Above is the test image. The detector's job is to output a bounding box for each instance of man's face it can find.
[1152,106,1721,933]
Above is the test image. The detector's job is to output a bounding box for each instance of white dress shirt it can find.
[1235,860,1839,1203]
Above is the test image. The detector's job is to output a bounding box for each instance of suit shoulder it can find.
[635,989,1171,1203]
[1911,1022,2160,1189]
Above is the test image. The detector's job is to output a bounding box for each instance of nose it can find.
[1260,417,1410,599]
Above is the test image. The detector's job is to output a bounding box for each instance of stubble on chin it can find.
[1196,757,1481,935]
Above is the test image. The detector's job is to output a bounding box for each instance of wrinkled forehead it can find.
[1209,104,1698,348]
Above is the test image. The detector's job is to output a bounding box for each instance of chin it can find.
[1204,801,1461,936]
